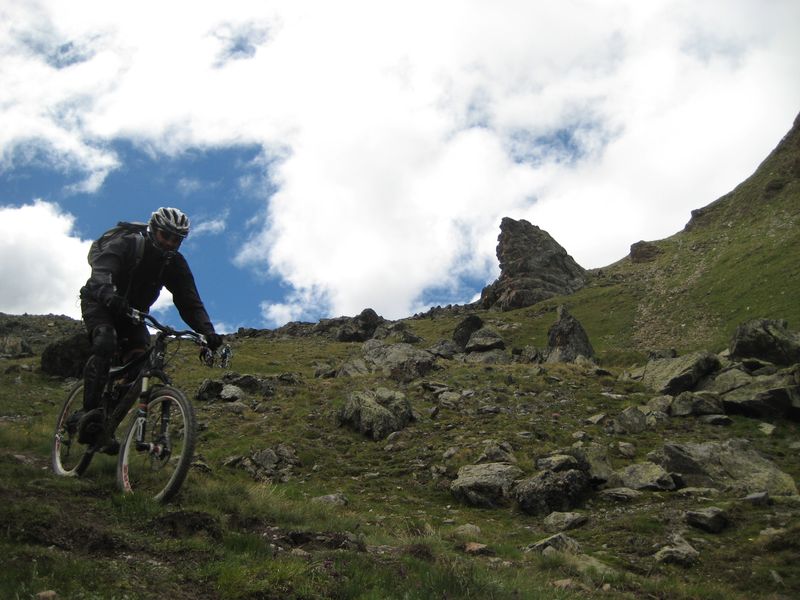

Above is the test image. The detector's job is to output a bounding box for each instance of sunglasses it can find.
[155,229,185,244]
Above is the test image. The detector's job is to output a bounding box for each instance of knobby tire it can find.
[51,382,94,477]
[116,385,196,503]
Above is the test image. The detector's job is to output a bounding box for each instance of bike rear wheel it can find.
[51,382,94,477]
[117,385,196,502]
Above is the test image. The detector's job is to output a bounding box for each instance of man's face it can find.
[153,228,183,252]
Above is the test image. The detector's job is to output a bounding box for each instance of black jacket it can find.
[80,231,215,335]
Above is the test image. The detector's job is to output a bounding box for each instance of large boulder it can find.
[614,462,677,491]
[465,327,506,353]
[0,335,34,358]
[40,333,91,378]
[697,366,800,419]
[640,352,721,395]
[513,469,591,515]
[361,340,436,382]
[650,439,798,496]
[336,388,415,441]
[729,319,800,366]
[334,308,386,342]
[480,217,586,311]
[545,306,594,363]
[629,240,662,263]
[453,315,484,350]
[450,463,524,508]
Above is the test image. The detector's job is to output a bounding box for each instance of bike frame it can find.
[111,310,205,457]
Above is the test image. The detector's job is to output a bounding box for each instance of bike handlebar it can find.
[129,309,207,345]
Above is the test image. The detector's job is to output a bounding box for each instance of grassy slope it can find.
[2,333,799,599]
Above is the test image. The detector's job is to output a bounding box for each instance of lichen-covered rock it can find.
[337,388,415,441]
[641,352,721,395]
[513,469,591,515]
[729,319,800,365]
[450,463,523,508]
[651,439,798,496]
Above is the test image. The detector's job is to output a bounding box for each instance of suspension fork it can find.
[132,377,170,457]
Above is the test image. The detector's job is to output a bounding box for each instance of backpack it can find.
[87,221,148,269]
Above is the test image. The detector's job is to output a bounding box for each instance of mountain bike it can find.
[51,309,217,502]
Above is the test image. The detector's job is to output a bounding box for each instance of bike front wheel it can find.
[117,385,196,503]
[51,382,94,477]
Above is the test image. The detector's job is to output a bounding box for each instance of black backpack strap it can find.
[122,233,147,300]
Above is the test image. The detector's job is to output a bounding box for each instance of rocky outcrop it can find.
[697,366,800,419]
[649,439,798,496]
[728,319,800,366]
[629,240,662,263]
[639,351,721,395]
[545,306,594,363]
[480,217,586,311]
[453,315,484,350]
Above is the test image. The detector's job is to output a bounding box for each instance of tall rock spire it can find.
[480,217,586,311]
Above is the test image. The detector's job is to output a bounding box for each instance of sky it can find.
[1,1,799,333]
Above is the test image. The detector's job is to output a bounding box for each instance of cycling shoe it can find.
[98,437,120,456]
[77,408,104,445]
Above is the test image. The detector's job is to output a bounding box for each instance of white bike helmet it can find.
[149,207,190,238]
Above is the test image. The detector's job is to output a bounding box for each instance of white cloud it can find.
[0,201,90,318]
[2,1,799,324]
[192,214,228,236]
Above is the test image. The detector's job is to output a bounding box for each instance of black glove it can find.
[205,333,223,351]
[104,294,130,317]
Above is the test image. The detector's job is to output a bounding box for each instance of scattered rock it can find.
[428,339,462,359]
[654,534,699,566]
[543,511,588,533]
[450,463,524,508]
[612,406,647,434]
[685,507,730,533]
[514,469,591,516]
[670,391,724,417]
[360,340,436,382]
[337,388,415,441]
[312,493,349,507]
[465,327,506,353]
[598,488,643,502]
[453,524,482,538]
[524,533,581,554]
[615,462,677,491]
[476,440,517,464]
[0,335,33,358]
[220,384,245,402]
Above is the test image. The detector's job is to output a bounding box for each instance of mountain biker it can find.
[77,207,222,451]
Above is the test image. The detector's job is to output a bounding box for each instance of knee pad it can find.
[91,324,117,359]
